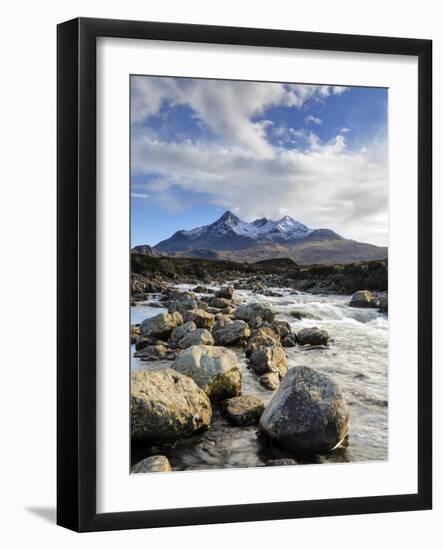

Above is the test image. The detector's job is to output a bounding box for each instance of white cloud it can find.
[131,77,387,246]
[305,115,322,125]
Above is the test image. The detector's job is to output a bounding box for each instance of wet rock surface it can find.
[221,395,265,426]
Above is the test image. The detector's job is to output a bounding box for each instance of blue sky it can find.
[131,77,388,246]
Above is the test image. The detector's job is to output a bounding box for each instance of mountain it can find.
[151,211,387,265]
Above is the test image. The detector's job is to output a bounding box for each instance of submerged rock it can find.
[249,345,288,377]
[234,302,275,324]
[183,308,215,329]
[131,369,212,440]
[297,326,330,346]
[131,455,172,473]
[172,345,242,401]
[140,311,183,339]
[221,395,265,426]
[259,366,349,456]
[259,372,280,391]
[213,320,250,346]
[177,328,214,349]
[349,290,373,308]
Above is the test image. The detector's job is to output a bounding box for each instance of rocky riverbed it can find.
[130,279,388,473]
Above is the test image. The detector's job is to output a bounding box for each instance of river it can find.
[131,285,388,470]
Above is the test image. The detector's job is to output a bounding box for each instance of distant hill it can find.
[131,244,162,257]
[151,211,387,265]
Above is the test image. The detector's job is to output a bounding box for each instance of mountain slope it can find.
[152,211,387,265]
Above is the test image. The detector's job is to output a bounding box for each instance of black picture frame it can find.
[57,17,432,532]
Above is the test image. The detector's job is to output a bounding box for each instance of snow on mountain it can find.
[182,211,313,242]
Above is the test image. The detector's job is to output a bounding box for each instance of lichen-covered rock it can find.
[245,327,280,357]
[131,455,172,473]
[271,320,291,338]
[133,343,178,361]
[265,458,298,467]
[172,345,242,401]
[259,366,349,455]
[249,345,288,377]
[213,320,250,346]
[281,333,297,347]
[216,286,234,300]
[168,321,197,348]
[221,395,264,426]
[183,309,215,329]
[349,290,373,308]
[234,302,275,324]
[177,328,214,349]
[140,311,183,339]
[297,327,330,346]
[259,372,280,391]
[131,369,212,440]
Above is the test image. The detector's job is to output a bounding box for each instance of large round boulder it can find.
[131,369,212,441]
[131,455,172,473]
[168,292,198,314]
[172,345,242,401]
[213,320,250,346]
[234,302,275,324]
[349,290,373,308]
[297,326,330,346]
[177,328,214,349]
[140,311,183,339]
[259,366,349,456]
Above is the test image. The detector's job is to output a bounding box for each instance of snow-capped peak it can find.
[182,211,312,241]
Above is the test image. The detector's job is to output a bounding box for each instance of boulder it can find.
[259,366,349,455]
[213,320,250,346]
[172,345,242,401]
[282,333,297,347]
[140,311,183,340]
[212,314,233,333]
[216,286,234,300]
[349,290,373,308]
[249,345,288,377]
[131,455,172,473]
[245,327,280,357]
[177,328,214,349]
[234,302,275,324]
[221,395,265,426]
[265,458,298,467]
[182,308,215,329]
[168,321,197,348]
[373,293,388,313]
[272,320,292,338]
[297,327,330,346]
[259,372,280,391]
[131,369,212,440]
[209,296,233,309]
[168,292,198,314]
[133,343,178,361]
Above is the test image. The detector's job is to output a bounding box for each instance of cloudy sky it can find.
[131,75,388,247]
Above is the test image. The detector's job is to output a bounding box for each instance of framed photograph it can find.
[57,17,432,532]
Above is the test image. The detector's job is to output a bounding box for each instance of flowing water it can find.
[131,285,388,470]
